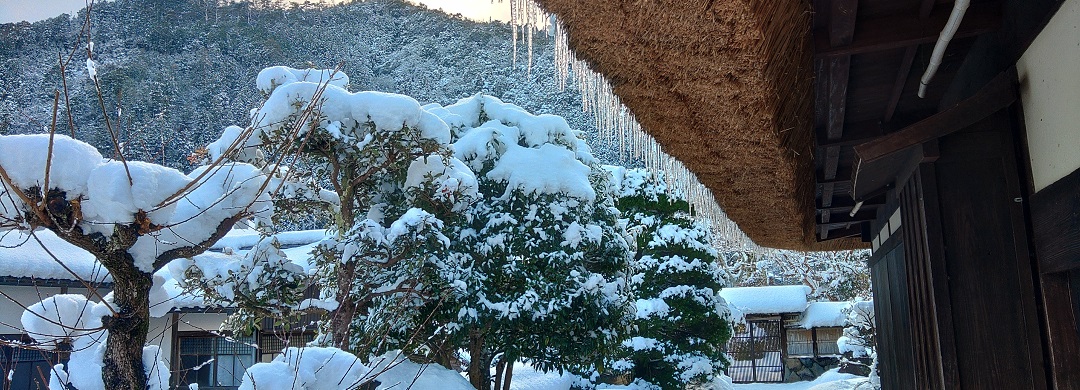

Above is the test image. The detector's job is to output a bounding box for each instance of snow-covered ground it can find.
[731,370,869,390]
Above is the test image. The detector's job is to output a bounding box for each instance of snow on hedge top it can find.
[718,285,810,316]
[257,66,349,95]
[796,301,850,329]
[252,79,450,145]
[0,229,110,282]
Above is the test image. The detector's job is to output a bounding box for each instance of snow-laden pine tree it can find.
[196,66,479,351]
[607,167,734,390]
[411,95,634,390]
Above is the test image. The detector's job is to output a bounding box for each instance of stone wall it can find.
[783,356,841,382]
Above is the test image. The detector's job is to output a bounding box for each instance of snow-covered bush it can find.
[181,237,310,329]
[838,300,878,388]
[605,168,733,390]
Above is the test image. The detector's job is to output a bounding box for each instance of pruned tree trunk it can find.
[101,253,152,390]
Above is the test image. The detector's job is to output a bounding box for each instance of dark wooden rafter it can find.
[818,0,858,239]
[883,0,938,122]
[815,3,1002,58]
[817,224,865,241]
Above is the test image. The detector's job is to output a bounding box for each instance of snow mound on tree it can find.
[487,143,595,201]
[253,81,451,145]
[82,160,191,228]
[21,294,107,348]
[257,66,350,95]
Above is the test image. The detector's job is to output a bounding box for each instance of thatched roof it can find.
[535,0,863,250]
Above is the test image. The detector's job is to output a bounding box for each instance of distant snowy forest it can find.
[0,0,603,169]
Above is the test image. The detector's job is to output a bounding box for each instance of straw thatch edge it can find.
[536,0,867,251]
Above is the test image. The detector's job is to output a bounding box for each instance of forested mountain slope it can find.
[0,0,600,169]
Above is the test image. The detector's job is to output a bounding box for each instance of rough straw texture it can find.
[536,0,863,250]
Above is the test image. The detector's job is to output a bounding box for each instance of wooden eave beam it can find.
[854,69,1017,163]
[817,120,885,148]
[815,3,1001,58]
[818,202,882,214]
[817,194,884,210]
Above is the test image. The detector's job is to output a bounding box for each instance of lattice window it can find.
[258,332,315,363]
[815,327,843,356]
[786,328,814,357]
[176,334,256,390]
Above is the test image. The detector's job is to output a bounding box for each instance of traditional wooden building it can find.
[536,0,1079,388]
[720,286,855,383]
[0,230,323,390]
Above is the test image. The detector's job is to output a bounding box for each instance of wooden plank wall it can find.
[869,105,1053,389]
[869,238,916,389]
[929,111,1047,389]
[1030,165,1080,388]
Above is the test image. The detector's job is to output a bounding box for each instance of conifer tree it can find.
[419,95,634,390]
[609,167,733,390]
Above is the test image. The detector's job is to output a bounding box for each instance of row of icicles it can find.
[506,0,768,254]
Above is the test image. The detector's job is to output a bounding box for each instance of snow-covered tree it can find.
[410,95,634,390]
[197,66,479,352]
[722,249,871,301]
[0,132,273,390]
[838,300,878,387]
[607,168,733,390]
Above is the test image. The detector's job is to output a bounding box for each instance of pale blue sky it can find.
[0,0,511,24]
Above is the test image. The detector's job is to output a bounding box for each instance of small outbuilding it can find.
[720,286,854,383]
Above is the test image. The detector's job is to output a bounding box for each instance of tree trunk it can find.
[329,260,358,350]
[468,330,492,390]
[494,358,505,390]
[501,358,514,390]
[101,258,153,390]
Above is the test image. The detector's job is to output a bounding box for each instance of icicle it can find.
[537,5,765,253]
